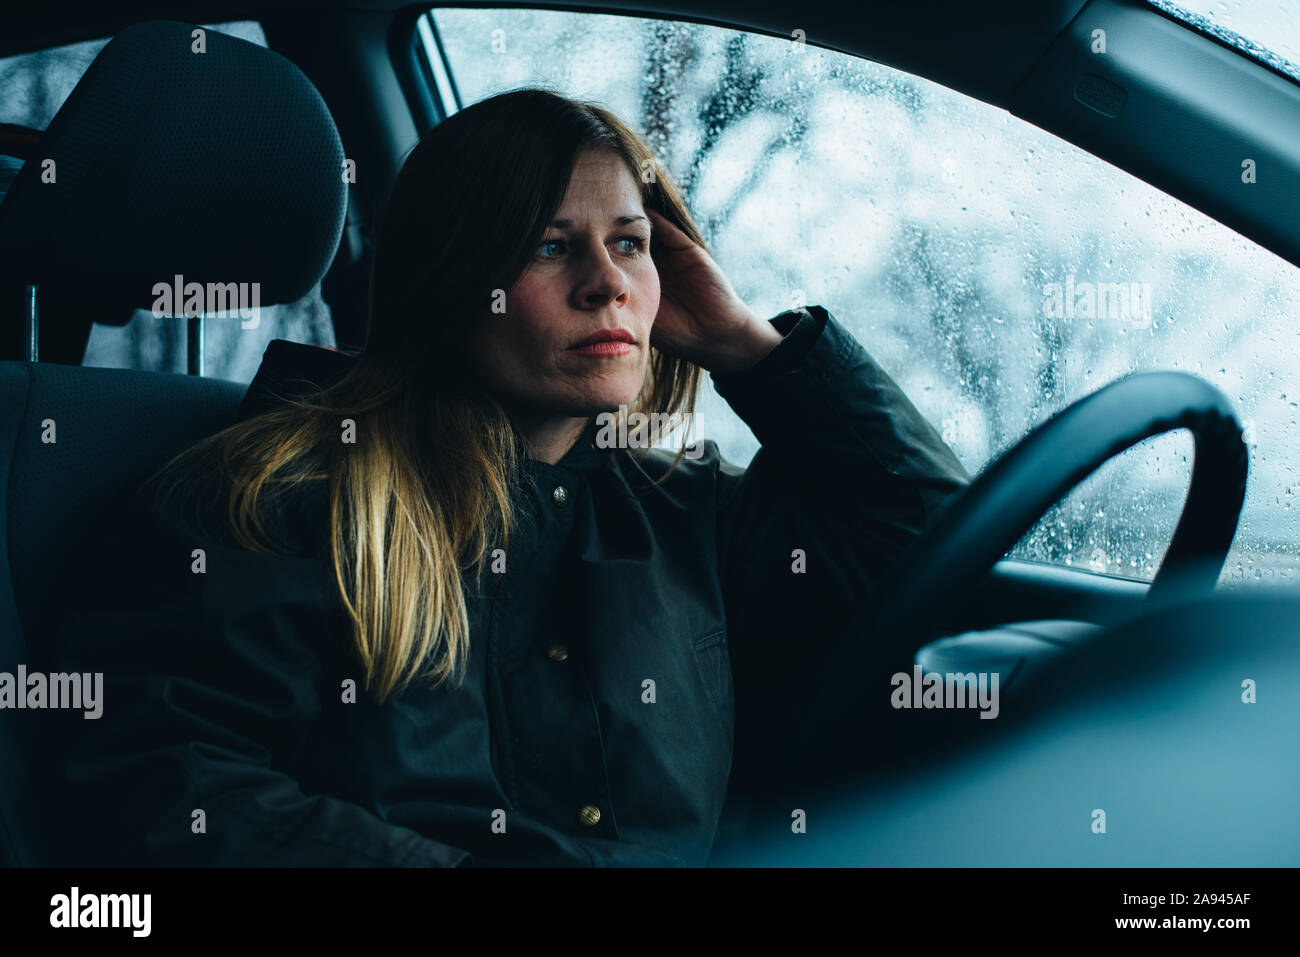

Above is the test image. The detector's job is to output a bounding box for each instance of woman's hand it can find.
[646,208,784,375]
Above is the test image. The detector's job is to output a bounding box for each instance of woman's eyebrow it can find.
[548,214,649,228]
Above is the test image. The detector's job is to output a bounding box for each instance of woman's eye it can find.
[536,236,646,260]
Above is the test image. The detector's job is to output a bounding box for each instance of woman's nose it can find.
[577,249,629,306]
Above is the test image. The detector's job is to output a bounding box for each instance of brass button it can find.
[546,644,568,662]
[577,805,601,827]
[552,485,569,506]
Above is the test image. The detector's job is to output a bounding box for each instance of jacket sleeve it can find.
[50,484,471,867]
[709,306,972,757]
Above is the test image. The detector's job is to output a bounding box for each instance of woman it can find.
[53,88,971,866]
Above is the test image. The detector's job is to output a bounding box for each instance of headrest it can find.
[0,20,346,309]
[237,339,356,421]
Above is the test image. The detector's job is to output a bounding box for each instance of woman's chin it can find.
[559,382,646,414]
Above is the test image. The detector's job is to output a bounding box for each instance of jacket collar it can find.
[523,414,614,476]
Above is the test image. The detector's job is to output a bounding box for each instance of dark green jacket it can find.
[52,305,970,866]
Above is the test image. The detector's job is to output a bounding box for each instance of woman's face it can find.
[472,148,660,420]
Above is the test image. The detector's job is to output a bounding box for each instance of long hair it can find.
[146,88,708,703]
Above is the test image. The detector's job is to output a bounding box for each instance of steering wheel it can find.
[779,371,1247,769]
[870,370,1246,657]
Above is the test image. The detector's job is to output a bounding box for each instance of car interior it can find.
[2,0,1299,868]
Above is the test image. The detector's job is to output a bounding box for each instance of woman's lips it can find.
[569,340,634,357]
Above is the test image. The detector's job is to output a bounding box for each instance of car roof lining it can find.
[0,0,1093,108]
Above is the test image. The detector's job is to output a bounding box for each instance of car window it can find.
[425,6,1300,588]
[0,20,336,382]
[1150,0,1300,84]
